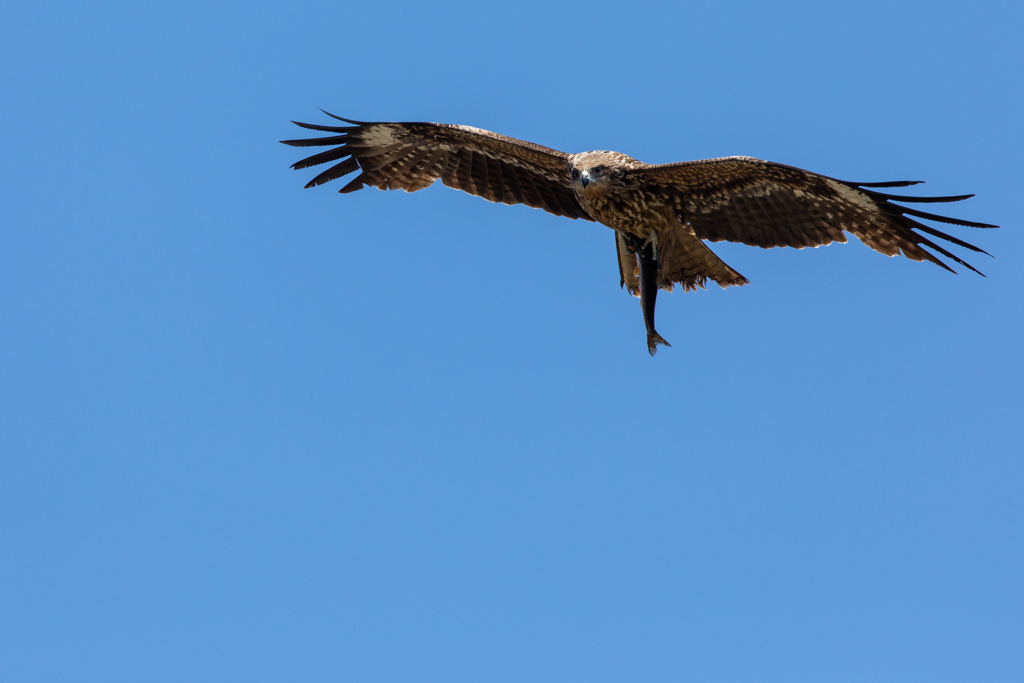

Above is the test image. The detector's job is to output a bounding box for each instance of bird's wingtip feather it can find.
[318,108,371,125]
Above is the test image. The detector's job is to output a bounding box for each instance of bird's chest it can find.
[576,187,672,236]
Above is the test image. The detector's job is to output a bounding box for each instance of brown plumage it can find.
[282,112,998,356]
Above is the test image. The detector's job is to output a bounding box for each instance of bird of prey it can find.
[282,112,997,355]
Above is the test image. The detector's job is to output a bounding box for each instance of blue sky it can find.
[1,1,1022,681]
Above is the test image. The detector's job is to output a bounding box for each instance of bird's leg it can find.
[623,231,671,356]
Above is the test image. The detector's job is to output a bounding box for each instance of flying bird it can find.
[282,112,997,355]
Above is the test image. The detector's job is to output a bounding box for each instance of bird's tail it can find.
[647,332,671,357]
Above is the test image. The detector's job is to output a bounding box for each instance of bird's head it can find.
[569,151,641,194]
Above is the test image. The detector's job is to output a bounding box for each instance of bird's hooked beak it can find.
[580,169,591,188]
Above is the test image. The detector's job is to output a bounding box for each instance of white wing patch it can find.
[826,178,877,214]
[359,124,406,148]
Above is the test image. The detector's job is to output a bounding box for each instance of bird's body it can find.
[282,113,997,355]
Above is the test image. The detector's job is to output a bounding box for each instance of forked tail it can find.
[647,331,671,357]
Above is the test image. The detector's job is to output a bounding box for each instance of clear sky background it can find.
[1,1,1022,681]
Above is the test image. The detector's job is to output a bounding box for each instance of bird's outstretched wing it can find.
[281,112,594,221]
[635,157,997,274]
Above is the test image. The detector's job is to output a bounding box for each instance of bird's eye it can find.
[572,168,579,179]
[593,165,606,175]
